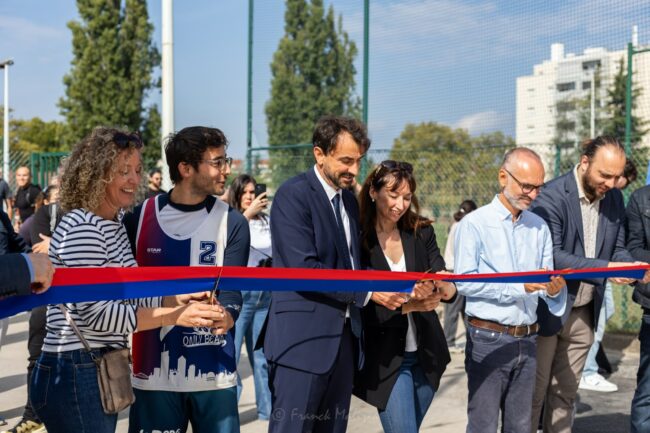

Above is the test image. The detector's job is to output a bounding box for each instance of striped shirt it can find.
[42,208,160,352]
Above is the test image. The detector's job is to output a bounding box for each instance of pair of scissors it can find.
[210,267,224,306]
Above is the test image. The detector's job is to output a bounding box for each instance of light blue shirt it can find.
[454,195,566,326]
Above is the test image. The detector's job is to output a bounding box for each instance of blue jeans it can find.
[128,387,239,433]
[465,323,537,433]
[30,348,117,433]
[234,290,271,420]
[631,312,650,432]
[583,282,615,376]
[378,351,435,433]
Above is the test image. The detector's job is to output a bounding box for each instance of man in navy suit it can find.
[529,136,650,433]
[263,116,405,433]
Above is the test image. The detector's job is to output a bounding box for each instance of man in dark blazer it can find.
[529,136,650,433]
[0,253,53,298]
[626,184,650,432]
[262,116,403,433]
[0,207,53,299]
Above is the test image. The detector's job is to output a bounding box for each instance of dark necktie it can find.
[331,194,353,270]
[332,194,363,343]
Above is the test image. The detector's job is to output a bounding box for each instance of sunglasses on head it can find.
[375,160,414,176]
[380,160,413,172]
[113,132,143,149]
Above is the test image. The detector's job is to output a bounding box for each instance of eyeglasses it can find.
[199,157,233,171]
[503,168,544,194]
[113,132,143,149]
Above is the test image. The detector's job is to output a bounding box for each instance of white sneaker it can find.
[579,373,618,392]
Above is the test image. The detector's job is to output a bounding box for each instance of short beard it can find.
[503,187,530,211]
[323,165,351,190]
[581,167,600,202]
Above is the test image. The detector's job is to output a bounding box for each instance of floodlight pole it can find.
[0,59,13,181]
[161,0,174,190]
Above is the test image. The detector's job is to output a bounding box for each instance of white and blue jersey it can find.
[124,193,249,392]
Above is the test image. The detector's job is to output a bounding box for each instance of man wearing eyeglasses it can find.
[529,136,650,433]
[454,147,567,433]
[123,126,249,433]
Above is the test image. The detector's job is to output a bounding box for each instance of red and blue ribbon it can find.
[0,265,647,319]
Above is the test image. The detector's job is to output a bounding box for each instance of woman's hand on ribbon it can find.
[371,292,408,310]
[402,291,442,314]
[411,280,434,299]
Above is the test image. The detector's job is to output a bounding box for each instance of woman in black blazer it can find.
[354,160,456,433]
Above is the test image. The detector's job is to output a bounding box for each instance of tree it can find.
[59,0,160,146]
[0,108,67,153]
[602,57,648,148]
[390,122,509,220]
[265,0,360,185]
[140,104,161,168]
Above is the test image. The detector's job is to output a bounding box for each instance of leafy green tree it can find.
[602,57,648,148]
[389,122,509,221]
[265,0,360,185]
[59,0,160,146]
[140,104,161,168]
[0,108,67,152]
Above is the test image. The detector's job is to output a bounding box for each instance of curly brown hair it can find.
[58,126,143,213]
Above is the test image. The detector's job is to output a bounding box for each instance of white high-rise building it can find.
[516,40,650,170]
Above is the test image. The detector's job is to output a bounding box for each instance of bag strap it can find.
[58,304,92,353]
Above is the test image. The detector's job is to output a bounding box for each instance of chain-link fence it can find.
[0,150,32,191]
[1,150,66,192]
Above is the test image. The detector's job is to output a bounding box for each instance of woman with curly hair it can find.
[29,127,227,433]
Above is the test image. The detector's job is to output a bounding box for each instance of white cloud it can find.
[455,110,507,134]
[344,0,650,68]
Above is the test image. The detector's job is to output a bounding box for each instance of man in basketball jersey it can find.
[124,126,250,433]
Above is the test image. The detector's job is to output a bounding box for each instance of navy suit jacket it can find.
[530,170,633,336]
[262,168,368,374]
[0,253,32,298]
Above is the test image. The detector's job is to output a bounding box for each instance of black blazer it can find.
[626,185,650,310]
[530,170,633,336]
[353,224,451,410]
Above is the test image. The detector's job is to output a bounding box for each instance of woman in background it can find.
[227,174,272,420]
[443,199,477,352]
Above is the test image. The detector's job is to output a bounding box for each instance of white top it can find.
[444,222,458,271]
[385,253,417,352]
[248,216,272,267]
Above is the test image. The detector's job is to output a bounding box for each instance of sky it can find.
[1,0,649,159]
